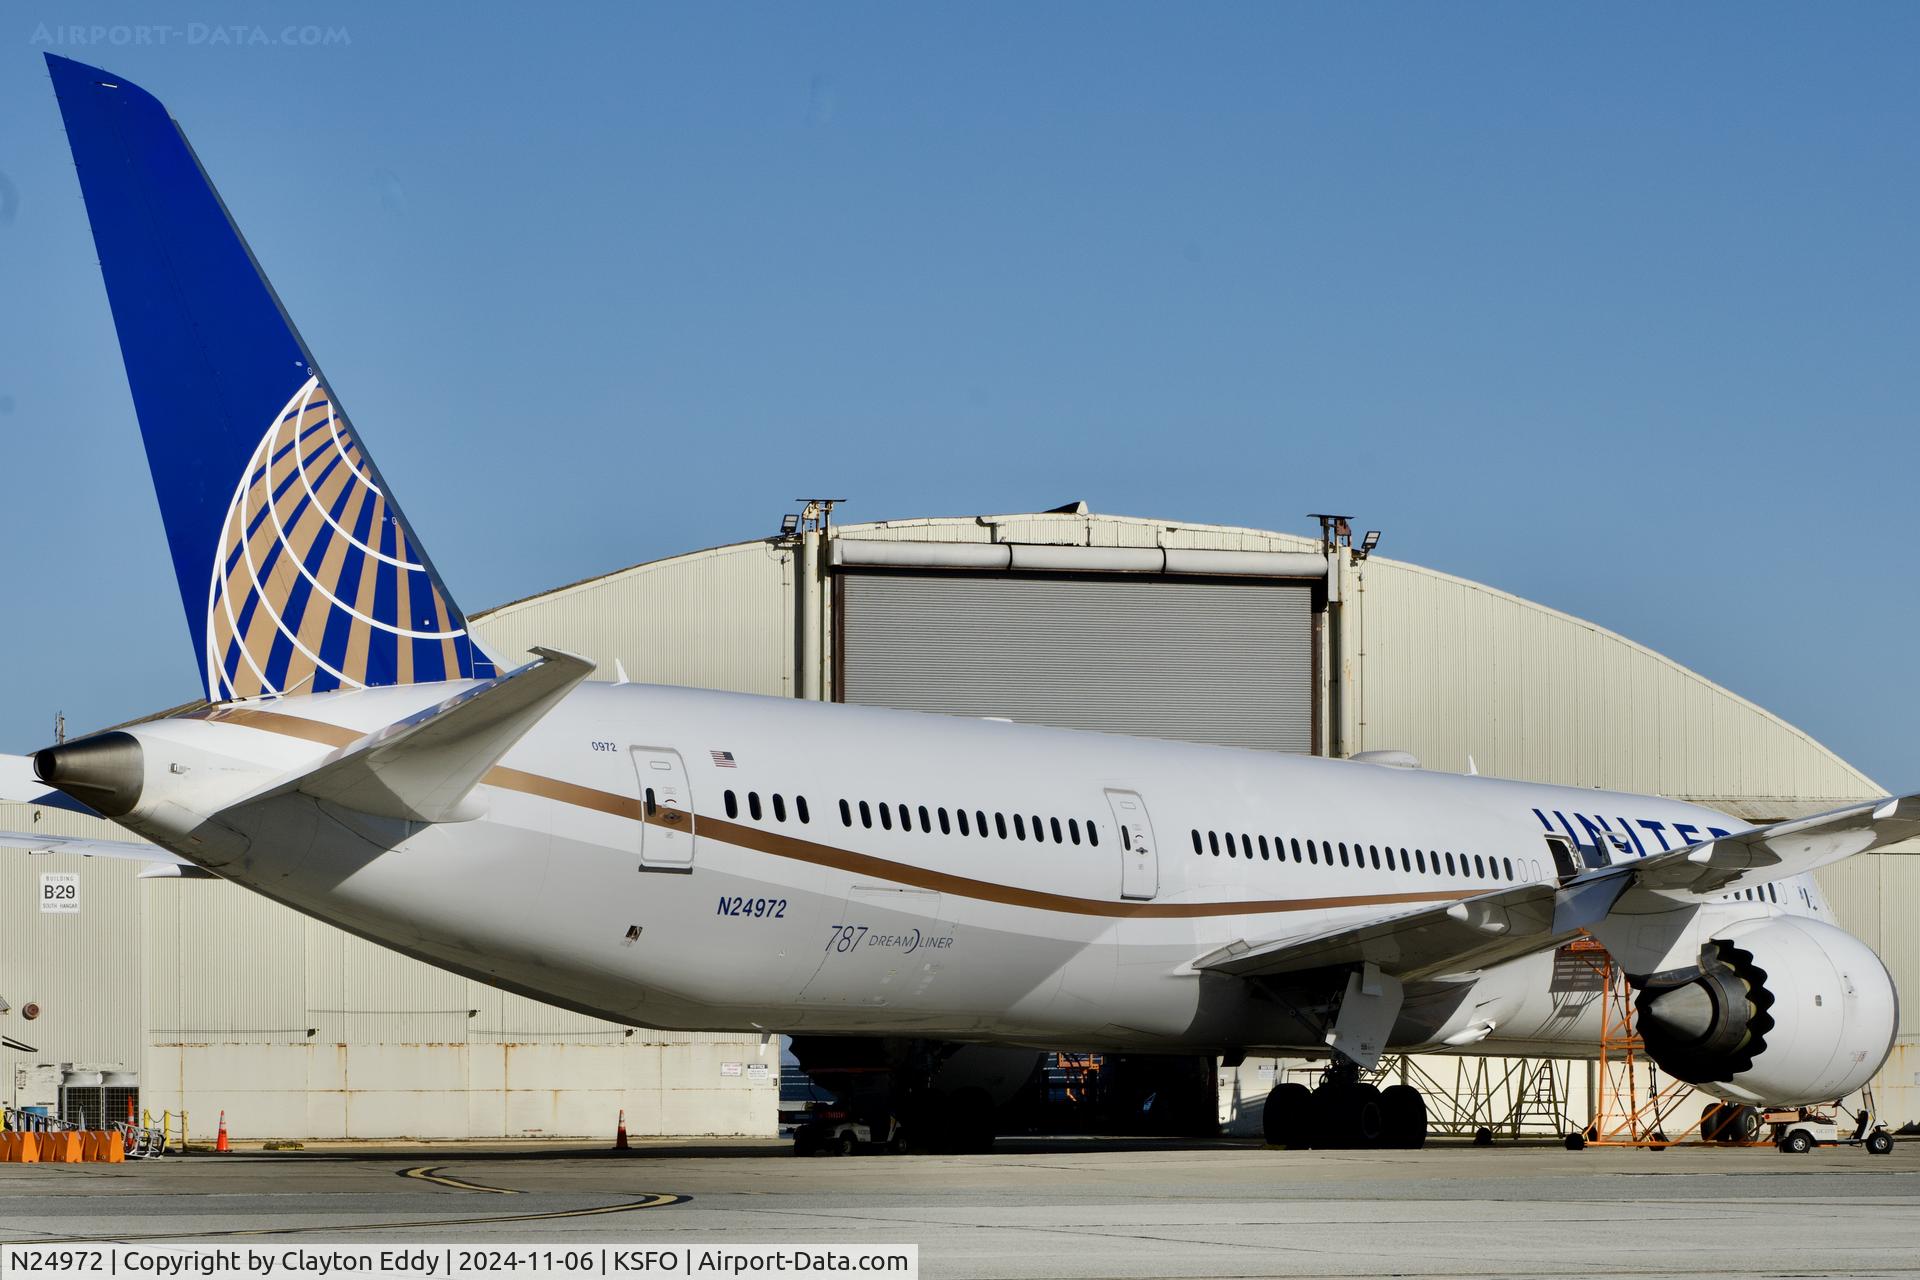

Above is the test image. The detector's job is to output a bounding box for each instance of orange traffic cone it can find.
[214,1110,231,1154]
[612,1108,629,1150]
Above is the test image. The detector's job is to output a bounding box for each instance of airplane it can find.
[5,53,1910,1153]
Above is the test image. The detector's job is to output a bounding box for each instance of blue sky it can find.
[1,3,1914,787]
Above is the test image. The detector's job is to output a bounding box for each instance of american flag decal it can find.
[710,750,737,768]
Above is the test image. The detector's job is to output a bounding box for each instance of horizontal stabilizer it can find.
[0,830,210,876]
[266,646,594,823]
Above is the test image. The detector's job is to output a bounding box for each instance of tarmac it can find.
[2,1137,1917,1279]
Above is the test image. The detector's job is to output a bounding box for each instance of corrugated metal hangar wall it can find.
[6,508,1913,1134]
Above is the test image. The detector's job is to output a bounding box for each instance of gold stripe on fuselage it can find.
[194,708,1481,920]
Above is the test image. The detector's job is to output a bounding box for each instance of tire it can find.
[1701,1102,1730,1143]
[1867,1130,1894,1156]
[833,1133,855,1157]
[1380,1085,1428,1150]
[1263,1083,1314,1148]
[1564,1132,1586,1151]
[1317,1084,1385,1149]
[1784,1129,1814,1154]
[1472,1126,1493,1148]
[888,1131,910,1156]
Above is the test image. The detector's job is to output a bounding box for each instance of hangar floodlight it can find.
[780,513,800,536]
[1361,530,1381,555]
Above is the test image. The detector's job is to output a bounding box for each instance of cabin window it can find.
[1087,821,1098,848]
[1414,849,1426,872]
[1306,839,1318,865]
[1192,830,1203,854]
[938,807,951,835]
[1052,817,1065,844]
[1033,815,1046,844]
[772,794,787,822]
[796,796,810,825]
[1291,838,1302,863]
[839,799,852,827]
[1338,842,1350,867]
[1209,831,1221,856]
[1258,835,1270,861]
[1369,845,1381,870]
[1384,847,1396,870]
[918,805,932,833]
[747,793,762,821]
[858,800,872,829]
[645,787,657,816]
[724,791,739,819]
[1473,854,1485,878]
[878,803,892,831]
[897,804,911,830]
[995,813,1008,839]
[1013,814,1027,840]
[1501,856,1513,880]
[976,810,990,838]
[1068,818,1081,845]
[1444,851,1456,875]
[956,809,970,836]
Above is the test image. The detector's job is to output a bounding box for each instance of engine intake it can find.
[1637,941,1775,1083]
[1632,916,1896,1108]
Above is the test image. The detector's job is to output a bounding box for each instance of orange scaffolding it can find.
[1567,938,1696,1148]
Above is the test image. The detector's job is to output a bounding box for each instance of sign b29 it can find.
[39,872,79,914]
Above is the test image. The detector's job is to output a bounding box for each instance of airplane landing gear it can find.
[1262,1060,1428,1149]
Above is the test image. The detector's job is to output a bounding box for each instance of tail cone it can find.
[33,731,144,818]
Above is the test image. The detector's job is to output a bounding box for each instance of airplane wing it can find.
[1197,792,1919,984]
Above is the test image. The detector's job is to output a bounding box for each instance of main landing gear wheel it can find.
[1312,1083,1385,1149]
[1265,1068,1429,1150]
[1263,1082,1314,1148]
[1380,1084,1428,1149]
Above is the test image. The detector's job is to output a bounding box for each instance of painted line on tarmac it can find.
[400,1165,523,1195]
[0,1193,690,1244]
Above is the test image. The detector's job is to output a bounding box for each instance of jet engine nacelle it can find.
[1635,916,1897,1108]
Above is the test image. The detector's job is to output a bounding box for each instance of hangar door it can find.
[837,574,1315,751]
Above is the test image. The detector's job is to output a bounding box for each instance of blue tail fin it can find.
[46,55,495,701]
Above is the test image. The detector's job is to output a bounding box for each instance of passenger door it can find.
[632,747,695,872]
[1108,789,1158,900]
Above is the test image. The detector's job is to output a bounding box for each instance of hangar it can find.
[4,507,1912,1137]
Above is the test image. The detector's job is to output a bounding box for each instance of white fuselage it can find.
[117,680,1828,1058]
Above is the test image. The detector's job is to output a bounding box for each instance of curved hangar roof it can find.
[473,510,1879,822]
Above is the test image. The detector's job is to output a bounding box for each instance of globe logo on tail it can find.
[205,377,484,699]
